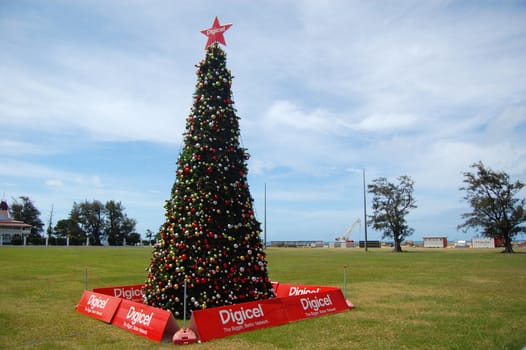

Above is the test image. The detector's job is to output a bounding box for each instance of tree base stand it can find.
[173,328,198,345]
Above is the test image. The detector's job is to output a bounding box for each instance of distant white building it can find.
[0,201,32,245]
[454,240,468,248]
[423,236,448,248]
[472,237,495,248]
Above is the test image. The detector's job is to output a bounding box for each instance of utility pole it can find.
[264,183,267,249]
[46,204,54,238]
[363,169,368,252]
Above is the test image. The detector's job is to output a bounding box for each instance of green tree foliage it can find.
[54,218,85,245]
[143,44,273,317]
[77,200,105,245]
[127,232,141,245]
[368,176,417,252]
[104,200,137,245]
[54,200,137,246]
[144,229,155,245]
[458,161,526,253]
[10,196,44,240]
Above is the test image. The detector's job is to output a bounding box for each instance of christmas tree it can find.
[143,21,274,318]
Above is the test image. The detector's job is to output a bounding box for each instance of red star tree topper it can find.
[201,16,232,49]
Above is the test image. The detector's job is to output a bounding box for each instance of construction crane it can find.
[335,218,361,242]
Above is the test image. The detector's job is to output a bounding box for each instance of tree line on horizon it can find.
[5,161,525,252]
[367,161,525,253]
[6,198,140,246]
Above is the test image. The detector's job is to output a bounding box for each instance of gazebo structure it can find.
[0,201,32,245]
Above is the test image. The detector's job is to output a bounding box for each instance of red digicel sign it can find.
[76,290,122,323]
[274,283,339,298]
[112,299,179,342]
[93,284,144,303]
[281,288,350,322]
[77,282,354,343]
[190,298,288,342]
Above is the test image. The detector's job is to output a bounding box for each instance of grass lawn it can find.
[0,246,525,349]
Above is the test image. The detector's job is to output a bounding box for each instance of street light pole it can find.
[363,169,368,252]
[264,183,267,249]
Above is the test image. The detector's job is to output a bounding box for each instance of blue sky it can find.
[1,0,525,243]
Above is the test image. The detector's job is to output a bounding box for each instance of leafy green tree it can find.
[145,229,154,245]
[57,200,138,245]
[127,232,141,245]
[459,161,526,253]
[54,218,85,245]
[77,200,105,245]
[10,196,44,241]
[368,176,417,252]
[104,200,137,245]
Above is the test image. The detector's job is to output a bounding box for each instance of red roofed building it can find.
[0,201,32,245]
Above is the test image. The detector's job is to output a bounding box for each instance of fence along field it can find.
[0,246,525,349]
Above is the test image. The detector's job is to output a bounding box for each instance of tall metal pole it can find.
[183,279,188,328]
[363,169,368,252]
[264,183,267,249]
[343,265,348,299]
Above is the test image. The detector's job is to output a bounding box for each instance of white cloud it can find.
[45,179,64,189]
[0,140,53,156]
[1,0,525,241]
[1,52,189,144]
[355,113,419,132]
[263,100,350,135]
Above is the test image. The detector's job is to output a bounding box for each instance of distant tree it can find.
[368,176,417,252]
[126,232,141,245]
[10,196,44,240]
[145,229,154,245]
[458,161,526,253]
[104,200,137,245]
[77,200,105,245]
[57,200,138,246]
[54,218,85,245]
[69,203,88,243]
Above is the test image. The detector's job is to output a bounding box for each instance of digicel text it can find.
[288,286,321,296]
[87,294,109,310]
[300,295,333,312]
[113,287,143,300]
[219,304,265,325]
[126,306,154,326]
[206,27,226,35]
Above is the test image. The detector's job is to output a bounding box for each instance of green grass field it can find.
[1,246,525,349]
